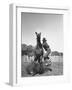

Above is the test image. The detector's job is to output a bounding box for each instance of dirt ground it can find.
[21,57,63,77]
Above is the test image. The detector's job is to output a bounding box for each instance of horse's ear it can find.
[35,32,37,35]
[40,32,41,35]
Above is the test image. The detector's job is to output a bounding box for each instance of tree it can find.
[21,44,28,56]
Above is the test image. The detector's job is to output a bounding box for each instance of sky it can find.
[21,12,63,52]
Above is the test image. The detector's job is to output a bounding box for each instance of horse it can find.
[26,32,52,76]
[34,32,44,64]
[26,32,44,75]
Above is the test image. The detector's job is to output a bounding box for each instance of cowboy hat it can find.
[42,38,47,41]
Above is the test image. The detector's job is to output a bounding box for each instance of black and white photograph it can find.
[21,12,63,77]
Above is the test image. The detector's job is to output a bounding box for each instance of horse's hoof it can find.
[48,68,52,71]
[30,71,35,76]
[45,63,49,66]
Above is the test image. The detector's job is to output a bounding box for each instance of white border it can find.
[9,4,70,86]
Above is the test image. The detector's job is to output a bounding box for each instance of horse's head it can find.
[34,32,43,64]
[35,32,41,41]
[35,32,43,49]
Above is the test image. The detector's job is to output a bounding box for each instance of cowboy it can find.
[42,38,51,60]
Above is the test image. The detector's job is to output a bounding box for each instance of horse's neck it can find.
[37,39,42,48]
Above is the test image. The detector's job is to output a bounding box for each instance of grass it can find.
[21,56,63,77]
[41,62,63,76]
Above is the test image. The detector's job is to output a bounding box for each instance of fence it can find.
[50,56,63,62]
[22,55,34,63]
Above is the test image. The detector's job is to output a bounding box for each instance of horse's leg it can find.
[38,58,40,64]
[38,56,43,64]
[34,56,37,62]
